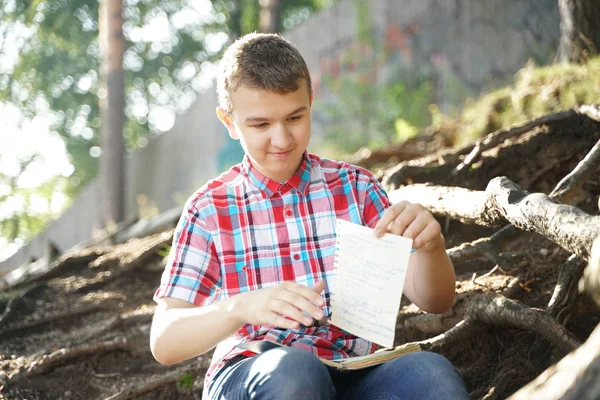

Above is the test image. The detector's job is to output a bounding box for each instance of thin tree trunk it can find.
[99,0,126,228]
[557,0,600,63]
[259,0,282,33]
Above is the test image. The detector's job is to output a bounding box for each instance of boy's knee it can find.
[387,351,467,393]
[389,351,456,376]
[264,347,329,379]
[252,347,333,398]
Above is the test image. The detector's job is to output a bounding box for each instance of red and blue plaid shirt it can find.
[154,152,391,389]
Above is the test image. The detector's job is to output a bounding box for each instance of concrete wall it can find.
[125,90,225,215]
[289,0,559,114]
[0,0,560,274]
[1,92,228,274]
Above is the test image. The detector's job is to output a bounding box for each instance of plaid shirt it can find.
[154,152,391,391]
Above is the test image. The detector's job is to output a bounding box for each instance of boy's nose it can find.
[271,125,293,148]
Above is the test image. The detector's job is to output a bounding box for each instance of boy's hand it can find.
[373,201,443,252]
[236,280,326,330]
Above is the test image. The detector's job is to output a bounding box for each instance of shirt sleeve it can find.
[360,172,392,228]
[153,202,221,306]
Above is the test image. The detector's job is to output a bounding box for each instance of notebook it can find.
[237,340,421,371]
[329,218,413,348]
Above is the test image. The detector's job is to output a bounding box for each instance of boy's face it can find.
[217,81,313,183]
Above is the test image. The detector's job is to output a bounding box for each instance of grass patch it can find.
[450,57,600,146]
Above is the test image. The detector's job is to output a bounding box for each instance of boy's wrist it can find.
[221,293,248,327]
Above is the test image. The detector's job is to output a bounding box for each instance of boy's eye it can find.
[252,123,269,129]
[289,115,302,121]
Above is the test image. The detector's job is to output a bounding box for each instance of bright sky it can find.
[0,0,226,262]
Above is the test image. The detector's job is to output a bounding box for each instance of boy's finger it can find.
[400,211,429,240]
[413,222,442,250]
[268,312,300,330]
[275,302,314,326]
[278,290,324,319]
[288,281,325,306]
[374,202,408,237]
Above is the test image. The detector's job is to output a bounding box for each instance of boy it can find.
[150,33,469,399]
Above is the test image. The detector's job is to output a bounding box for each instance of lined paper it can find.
[330,219,413,347]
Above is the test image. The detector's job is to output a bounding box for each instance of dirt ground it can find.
[1,110,599,399]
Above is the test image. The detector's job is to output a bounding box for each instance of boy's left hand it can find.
[373,201,443,252]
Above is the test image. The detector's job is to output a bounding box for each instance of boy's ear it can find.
[309,92,314,106]
[216,107,238,140]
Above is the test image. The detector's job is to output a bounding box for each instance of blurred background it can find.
[0,0,597,273]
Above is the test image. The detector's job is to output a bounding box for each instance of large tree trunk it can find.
[259,0,282,33]
[557,0,600,63]
[99,0,126,228]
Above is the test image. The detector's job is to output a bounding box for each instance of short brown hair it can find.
[216,33,312,113]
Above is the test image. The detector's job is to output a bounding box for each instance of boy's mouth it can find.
[271,149,293,159]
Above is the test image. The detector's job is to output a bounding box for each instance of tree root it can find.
[0,282,46,328]
[73,231,173,294]
[480,369,515,400]
[405,176,600,263]
[74,316,122,345]
[470,293,580,353]
[581,237,600,306]
[10,337,130,382]
[388,184,492,225]
[1,249,107,291]
[452,109,578,174]
[383,105,599,191]
[395,131,600,264]
[411,290,580,357]
[508,323,600,400]
[381,149,464,190]
[416,319,483,352]
[447,227,516,265]
[485,177,600,261]
[546,255,587,325]
[101,359,205,400]
[0,304,106,338]
[508,235,600,399]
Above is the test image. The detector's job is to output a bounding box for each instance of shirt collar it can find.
[243,152,312,198]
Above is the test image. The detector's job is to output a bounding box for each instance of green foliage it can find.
[311,1,434,155]
[0,0,333,259]
[314,75,434,154]
[156,243,171,258]
[453,57,600,146]
[0,174,70,243]
[177,373,194,391]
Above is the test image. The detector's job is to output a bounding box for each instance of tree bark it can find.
[259,0,282,33]
[99,0,126,227]
[557,0,600,63]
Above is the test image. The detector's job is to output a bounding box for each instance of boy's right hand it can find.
[235,280,326,330]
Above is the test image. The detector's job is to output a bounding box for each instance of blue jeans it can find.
[206,347,470,399]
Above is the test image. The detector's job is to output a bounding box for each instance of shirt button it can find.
[285,210,293,217]
[281,184,290,192]
[293,254,300,261]
[242,266,247,271]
